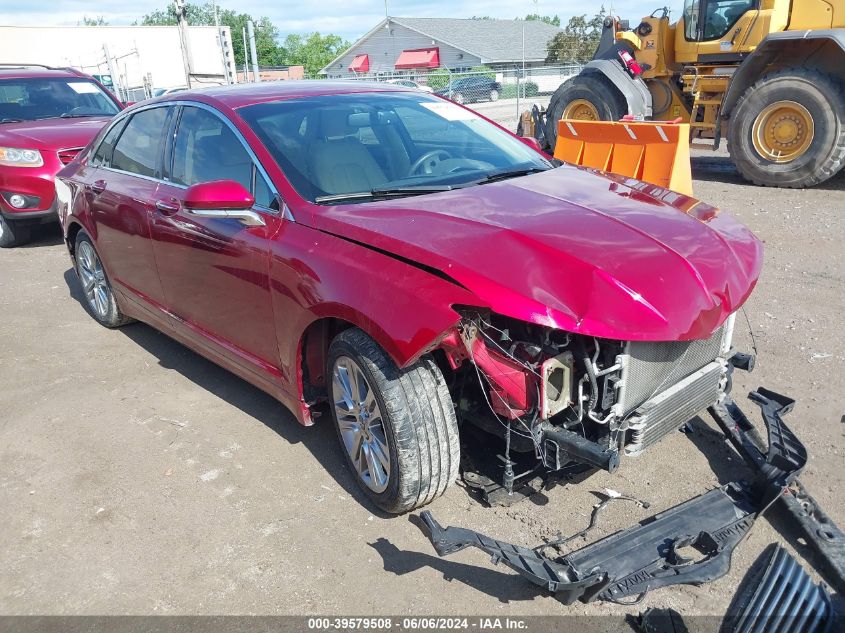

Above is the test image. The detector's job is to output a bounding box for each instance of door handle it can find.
[88,180,106,195]
[155,199,180,215]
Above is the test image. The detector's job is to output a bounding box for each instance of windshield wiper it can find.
[0,117,23,124]
[315,185,454,204]
[476,166,550,185]
[60,113,107,119]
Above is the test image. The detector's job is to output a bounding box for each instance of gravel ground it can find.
[1,148,843,623]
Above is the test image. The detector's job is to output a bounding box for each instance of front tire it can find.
[74,231,133,328]
[490,89,499,102]
[728,70,845,188]
[453,92,465,105]
[0,215,32,248]
[545,73,627,149]
[328,328,459,514]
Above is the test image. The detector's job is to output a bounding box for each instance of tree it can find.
[80,16,109,26]
[524,14,561,26]
[279,33,350,78]
[545,8,607,64]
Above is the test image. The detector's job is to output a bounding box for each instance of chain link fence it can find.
[326,64,581,130]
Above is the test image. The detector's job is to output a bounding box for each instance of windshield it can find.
[238,92,551,204]
[0,78,120,123]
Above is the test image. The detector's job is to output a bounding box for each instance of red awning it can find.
[349,54,370,73]
[394,47,440,69]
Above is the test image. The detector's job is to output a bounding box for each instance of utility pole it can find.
[103,44,123,102]
[212,0,232,84]
[174,0,193,88]
[242,27,250,82]
[247,20,260,82]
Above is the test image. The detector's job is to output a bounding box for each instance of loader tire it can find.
[728,70,845,188]
[327,328,460,514]
[545,73,627,149]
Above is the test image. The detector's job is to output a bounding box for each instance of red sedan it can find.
[56,82,761,513]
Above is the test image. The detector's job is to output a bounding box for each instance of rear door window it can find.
[110,107,169,177]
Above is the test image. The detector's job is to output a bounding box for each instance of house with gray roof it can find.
[320,17,563,79]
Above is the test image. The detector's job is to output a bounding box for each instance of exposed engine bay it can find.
[435,308,740,499]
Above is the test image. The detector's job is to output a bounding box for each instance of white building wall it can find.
[0,25,235,95]
[324,22,482,78]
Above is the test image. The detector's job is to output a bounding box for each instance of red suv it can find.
[56,82,762,514]
[0,65,122,247]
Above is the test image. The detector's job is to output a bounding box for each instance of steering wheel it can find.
[409,150,452,175]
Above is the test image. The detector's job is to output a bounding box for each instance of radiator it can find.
[620,324,727,414]
[624,360,723,456]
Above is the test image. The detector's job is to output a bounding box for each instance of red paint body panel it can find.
[151,179,282,390]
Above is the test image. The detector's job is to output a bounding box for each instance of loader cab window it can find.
[683,0,702,40]
[685,0,756,41]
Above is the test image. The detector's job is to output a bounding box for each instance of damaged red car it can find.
[56,82,763,514]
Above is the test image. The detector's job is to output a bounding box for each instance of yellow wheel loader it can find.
[539,1,845,188]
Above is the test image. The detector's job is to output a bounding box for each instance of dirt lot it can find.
[1,151,843,623]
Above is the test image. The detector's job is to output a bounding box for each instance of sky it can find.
[0,1,673,42]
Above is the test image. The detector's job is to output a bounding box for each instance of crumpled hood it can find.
[312,164,763,341]
[0,117,111,151]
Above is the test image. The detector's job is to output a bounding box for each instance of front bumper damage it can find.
[420,388,845,603]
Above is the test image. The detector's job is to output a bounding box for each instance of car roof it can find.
[0,65,89,80]
[154,80,414,110]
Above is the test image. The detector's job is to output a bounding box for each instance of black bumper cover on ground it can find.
[420,389,845,603]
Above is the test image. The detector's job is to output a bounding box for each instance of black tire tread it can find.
[330,328,459,513]
[0,216,32,248]
[545,73,627,148]
[729,69,845,188]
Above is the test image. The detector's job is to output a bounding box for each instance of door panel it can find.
[85,107,170,312]
[150,104,282,387]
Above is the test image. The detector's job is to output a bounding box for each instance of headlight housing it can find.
[0,147,44,168]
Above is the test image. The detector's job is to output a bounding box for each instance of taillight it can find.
[617,49,643,77]
[58,148,83,165]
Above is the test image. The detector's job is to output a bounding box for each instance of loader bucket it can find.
[553,119,693,196]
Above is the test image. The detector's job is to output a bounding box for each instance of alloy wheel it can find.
[331,355,391,493]
[77,241,111,318]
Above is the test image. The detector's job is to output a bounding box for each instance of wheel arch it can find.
[65,220,86,260]
[722,30,845,119]
[294,303,462,424]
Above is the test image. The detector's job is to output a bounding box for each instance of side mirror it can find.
[183,180,264,226]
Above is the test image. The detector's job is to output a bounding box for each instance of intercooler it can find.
[621,323,730,456]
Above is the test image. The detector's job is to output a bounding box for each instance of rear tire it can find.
[490,89,499,102]
[545,73,627,149]
[74,231,133,328]
[327,328,459,514]
[0,216,32,248]
[728,70,845,188]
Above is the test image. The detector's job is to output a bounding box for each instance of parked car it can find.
[384,79,434,93]
[0,65,122,247]
[434,76,502,104]
[152,87,188,98]
[56,81,761,515]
